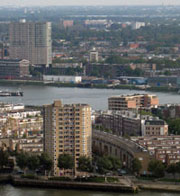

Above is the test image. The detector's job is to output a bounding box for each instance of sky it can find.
[1,0,180,6]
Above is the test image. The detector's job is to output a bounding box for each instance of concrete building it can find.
[43,75,82,83]
[9,20,52,67]
[43,100,92,176]
[63,20,74,28]
[131,22,145,30]
[0,59,29,79]
[108,94,159,111]
[90,48,99,62]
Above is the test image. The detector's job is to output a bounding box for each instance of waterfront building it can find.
[108,94,159,111]
[9,20,52,67]
[43,75,82,83]
[93,130,151,174]
[96,110,168,136]
[131,136,180,165]
[0,59,29,79]
[43,100,92,176]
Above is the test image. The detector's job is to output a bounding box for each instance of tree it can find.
[132,158,142,175]
[96,156,112,174]
[148,159,165,178]
[58,154,74,170]
[39,153,53,176]
[78,156,92,172]
[16,152,29,173]
[166,163,177,179]
[27,155,40,172]
[108,156,122,171]
[167,118,180,135]
[0,149,9,169]
[175,162,180,177]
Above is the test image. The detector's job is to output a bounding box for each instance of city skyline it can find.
[1,0,180,6]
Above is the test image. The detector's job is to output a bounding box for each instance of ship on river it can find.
[0,91,23,97]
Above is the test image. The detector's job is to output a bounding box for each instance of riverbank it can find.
[2,175,180,193]
[0,79,179,94]
[12,177,137,193]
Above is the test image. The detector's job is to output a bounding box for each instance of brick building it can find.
[108,94,159,111]
[0,59,29,79]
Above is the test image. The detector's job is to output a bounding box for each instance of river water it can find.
[0,85,180,195]
[0,85,180,110]
[0,185,179,196]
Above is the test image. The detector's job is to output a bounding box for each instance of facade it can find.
[131,136,180,165]
[93,130,152,174]
[90,48,99,62]
[9,20,52,67]
[131,22,145,30]
[96,110,168,137]
[108,94,159,111]
[63,20,74,28]
[43,75,82,83]
[0,137,43,154]
[0,59,29,79]
[141,119,168,136]
[43,100,92,176]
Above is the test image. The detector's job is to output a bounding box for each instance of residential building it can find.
[131,22,145,30]
[43,100,92,176]
[96,110,168,136]
[141,119,168,136]
[9,20,52,67]
[131,136,180,165]
[0,59,29,79]
[0,137,43,154]
[108,94,159,111]
[63,20,74,28]
[89,48,99,62]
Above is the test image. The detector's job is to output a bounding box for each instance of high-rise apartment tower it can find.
[43,100,92,176]
[9,20,52,67]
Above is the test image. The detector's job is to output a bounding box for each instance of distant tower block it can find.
[90,48,99,62]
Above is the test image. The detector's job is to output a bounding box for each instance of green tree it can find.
[58,154,74,170]
[108,156,122,171]
[39,153,53,176]
[16,152,29,173]
[148,159,165,178]
[132,158,142,175]
[78,156,92,172]
[96,156,112,174]
[0,149,9,169]
[166,163,177,179]
[27,155,40,172]
[167,118,180,135]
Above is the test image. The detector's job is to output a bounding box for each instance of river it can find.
[0,85,180,195]
[0,185,179,196]
[0,85,179,110]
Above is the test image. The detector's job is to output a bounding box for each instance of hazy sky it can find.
[1,0,180,6]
